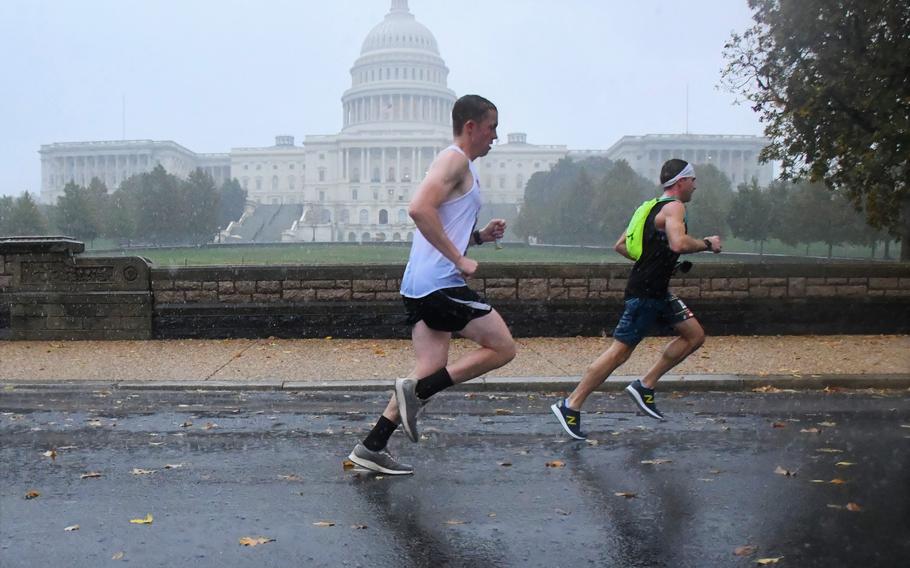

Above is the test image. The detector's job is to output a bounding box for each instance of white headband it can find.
[662,163,695,188]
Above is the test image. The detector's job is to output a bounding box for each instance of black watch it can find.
[473,230,484,245]
[703,238,713,252]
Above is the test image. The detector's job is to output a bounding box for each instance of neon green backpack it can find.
[624,197,677,261]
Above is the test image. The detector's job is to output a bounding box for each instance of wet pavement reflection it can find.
[1,387,908,567]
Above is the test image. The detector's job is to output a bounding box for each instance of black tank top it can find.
[625,200,682,299]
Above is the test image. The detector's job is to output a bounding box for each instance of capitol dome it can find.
[360,0,439,55]
[341,0,456,134]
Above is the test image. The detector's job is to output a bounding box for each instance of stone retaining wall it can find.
[151,263,910,339]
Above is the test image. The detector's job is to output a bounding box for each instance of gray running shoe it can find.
[395,377,420,442]
[625,379,666,420]
[348,443,413,475]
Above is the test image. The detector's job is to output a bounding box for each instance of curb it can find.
[3,374,909,392]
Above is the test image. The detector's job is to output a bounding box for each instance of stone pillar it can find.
[396,147,401,183]
[381,148,386,182]
[0,237,153,340]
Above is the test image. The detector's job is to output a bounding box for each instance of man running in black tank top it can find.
[551,159,722,439]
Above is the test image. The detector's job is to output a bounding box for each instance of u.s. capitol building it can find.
[39,0,771,243]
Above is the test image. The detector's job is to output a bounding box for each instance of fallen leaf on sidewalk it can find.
[545,460,565,468]
[555,508,571,516]
[164,463,184,469]
[498,461,512,467]
[734,545,756,556]
[130,514,153,525]
[494,408,513,415]
[313,521,335,527]
[640,459,672,465]
[64,525,79,532]
[112,552,125,560]
[774,466,796,477]
[131,468,156,475]
[614,492,637,499]
[445,520,466,525]
[81,472,102,479]
[279,474,302,481]
[753,386,782,393]
[239,536,275,546]
[25,490,40,499]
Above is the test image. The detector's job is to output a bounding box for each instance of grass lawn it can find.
[84,238,895,267]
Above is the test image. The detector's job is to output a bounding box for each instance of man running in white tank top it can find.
[348,95,516,475]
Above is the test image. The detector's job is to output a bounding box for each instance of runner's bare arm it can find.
[662,201,722,254]
[408,151,477,274]
[614,231,634,260]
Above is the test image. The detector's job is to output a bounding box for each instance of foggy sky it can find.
[0,0,761,197]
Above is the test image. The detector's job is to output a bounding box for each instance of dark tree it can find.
[722,0,910,260]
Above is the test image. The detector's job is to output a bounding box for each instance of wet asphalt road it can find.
[1,386,909,568]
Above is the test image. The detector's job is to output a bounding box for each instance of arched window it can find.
[393,232,401,241]
[406,232,413,242]
[362,232,372,242]
[379,209,389,224]
[348,232,357,242]
[376,232,386,242]
[359,209,369,224]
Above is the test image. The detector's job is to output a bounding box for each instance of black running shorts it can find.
[403,286,493,332]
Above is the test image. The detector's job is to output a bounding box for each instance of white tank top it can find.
[400,145,482,298]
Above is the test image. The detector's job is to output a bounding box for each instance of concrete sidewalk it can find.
[1,334,907,391]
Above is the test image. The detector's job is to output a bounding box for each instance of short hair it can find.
[452,95,496,136]
[660,159,690,185]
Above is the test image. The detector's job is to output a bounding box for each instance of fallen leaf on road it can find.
[351,524,368,530]
[494,408,513,415]
[900,424,910,429]
[498,461,512,467]
[827,504,843,510]
[342,459,356,470]
[129,514,153,525]
[835,461,856,467]
[829,478,847,485]
[816,448,843,453]
[180,421,193,428]
[614,492,637,499]
[774,466,796,477]
[800,428,821,434]
[810,480,825,483]
[64,525,79,532]
[42,449,57,460]
[753,386,782,393]
[131,468,156,475]
[25,490,40,499]
[586,439,599,446]
[81,472,102,479]
[164,463,184,469]
[640,459,672,465]
[279,474,302,481]
[756,557,783,565]
[312,521,335,527]
[239,536,275,546]
[555,508,571,516]
[112,552,125,560]
[846,502,862,512]
[819,421,837,427]
[734,545,756,556]
[203,423,217,430]
[545,460,565,468]
[445,520,466,525]
[770,421,787,428]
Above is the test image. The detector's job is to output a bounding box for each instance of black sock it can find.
[414,367,454,400]
[363,416,397,452]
